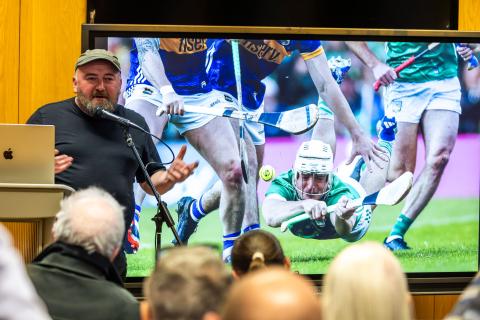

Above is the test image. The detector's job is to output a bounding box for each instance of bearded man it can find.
[27,49,197,278]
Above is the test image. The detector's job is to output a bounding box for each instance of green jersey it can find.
[265,170,370,241]
[386,42,458,83]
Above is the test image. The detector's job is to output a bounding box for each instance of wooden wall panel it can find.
[459,0,480,31]
[18,0,86,123]
[0,0,20,124]
[413,295,435,320]
[434,295,460,319]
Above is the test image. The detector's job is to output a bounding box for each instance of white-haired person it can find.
[322,241,413,320]
[262,115,402,242]
[27,187,140,320]
[231,229,290,278]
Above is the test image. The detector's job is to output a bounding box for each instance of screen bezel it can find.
[82,24,480,293]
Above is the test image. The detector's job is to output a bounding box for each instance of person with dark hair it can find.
[141,246,231,320]
[231,229,290,277]
[27,187,140,320]
[26,49,197,276]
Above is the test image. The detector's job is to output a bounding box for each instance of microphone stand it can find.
[122,126,183,262]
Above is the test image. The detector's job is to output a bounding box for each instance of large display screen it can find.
[86,27,479,282]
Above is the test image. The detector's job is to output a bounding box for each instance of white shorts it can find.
[384,77,461,123]
[124,84,233,135]
[222,93,266,146]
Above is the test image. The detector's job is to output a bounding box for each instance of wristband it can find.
[160,85,175,95]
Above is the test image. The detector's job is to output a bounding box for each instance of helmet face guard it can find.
[293,140,334,200]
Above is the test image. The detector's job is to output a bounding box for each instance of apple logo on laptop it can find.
[3,148,13,160]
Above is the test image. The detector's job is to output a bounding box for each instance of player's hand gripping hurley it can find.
[373,43,440,91]
[280,171,414,232]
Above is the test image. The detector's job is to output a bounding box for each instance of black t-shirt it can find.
[27,98,164,228]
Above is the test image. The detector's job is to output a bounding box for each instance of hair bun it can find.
[252,251,265,262]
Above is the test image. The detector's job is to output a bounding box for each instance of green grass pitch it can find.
[126,198,479,277]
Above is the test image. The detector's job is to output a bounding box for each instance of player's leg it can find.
[382,121,419,249]
[384,78,461,250]
[175,99,265,244]
[386,110,458,250]
[358,115,397,194]
[311,101,336,155]
[183,117,246,260]
[237,120,263,233]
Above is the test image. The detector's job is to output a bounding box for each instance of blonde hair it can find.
[322,242,412,320]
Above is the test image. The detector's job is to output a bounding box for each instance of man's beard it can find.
[76,91,116,116]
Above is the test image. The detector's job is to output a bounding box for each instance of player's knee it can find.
[221,160,244,188]
[427,151,451,173]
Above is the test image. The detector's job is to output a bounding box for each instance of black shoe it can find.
[383,237,411,251]
[172,196,198,245]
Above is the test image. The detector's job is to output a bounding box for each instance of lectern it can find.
[0,183,75,262]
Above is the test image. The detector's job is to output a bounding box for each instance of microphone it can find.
[94,107,145,132]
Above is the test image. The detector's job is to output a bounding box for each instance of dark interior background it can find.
[87,0,458,30]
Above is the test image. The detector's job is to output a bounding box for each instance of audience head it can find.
[142,246,231,320]
[52,187,125,261]
[231,229,289,277]
[322,241,412,320]
[222,267,321,320]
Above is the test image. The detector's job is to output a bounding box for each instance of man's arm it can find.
[304,51,385,170]
[345,41,397,87]
[135,38,184,115]
[262,196,327,227]
[140,145,198,195]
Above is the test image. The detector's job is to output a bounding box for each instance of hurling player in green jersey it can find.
[346,41,475,251]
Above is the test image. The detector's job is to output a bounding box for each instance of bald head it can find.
[222,268,321,320]
[52,187,125,259]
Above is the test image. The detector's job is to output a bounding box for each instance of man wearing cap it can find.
[27,49,198,277]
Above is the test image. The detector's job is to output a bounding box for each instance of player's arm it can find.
[330,195,356,237]
[345,41,397,86]
[135,37,184,115]
[304,50,386,170]
[262,195,327,227]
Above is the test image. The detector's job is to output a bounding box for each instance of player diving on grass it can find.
[262,115,412,242]
[173,39,387,249]
[123,38,250,261]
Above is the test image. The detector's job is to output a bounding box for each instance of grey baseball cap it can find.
[75,49,121,71]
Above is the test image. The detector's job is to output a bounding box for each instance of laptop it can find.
[0,124,55,184]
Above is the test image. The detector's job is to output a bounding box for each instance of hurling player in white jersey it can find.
[124,37,252,262]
